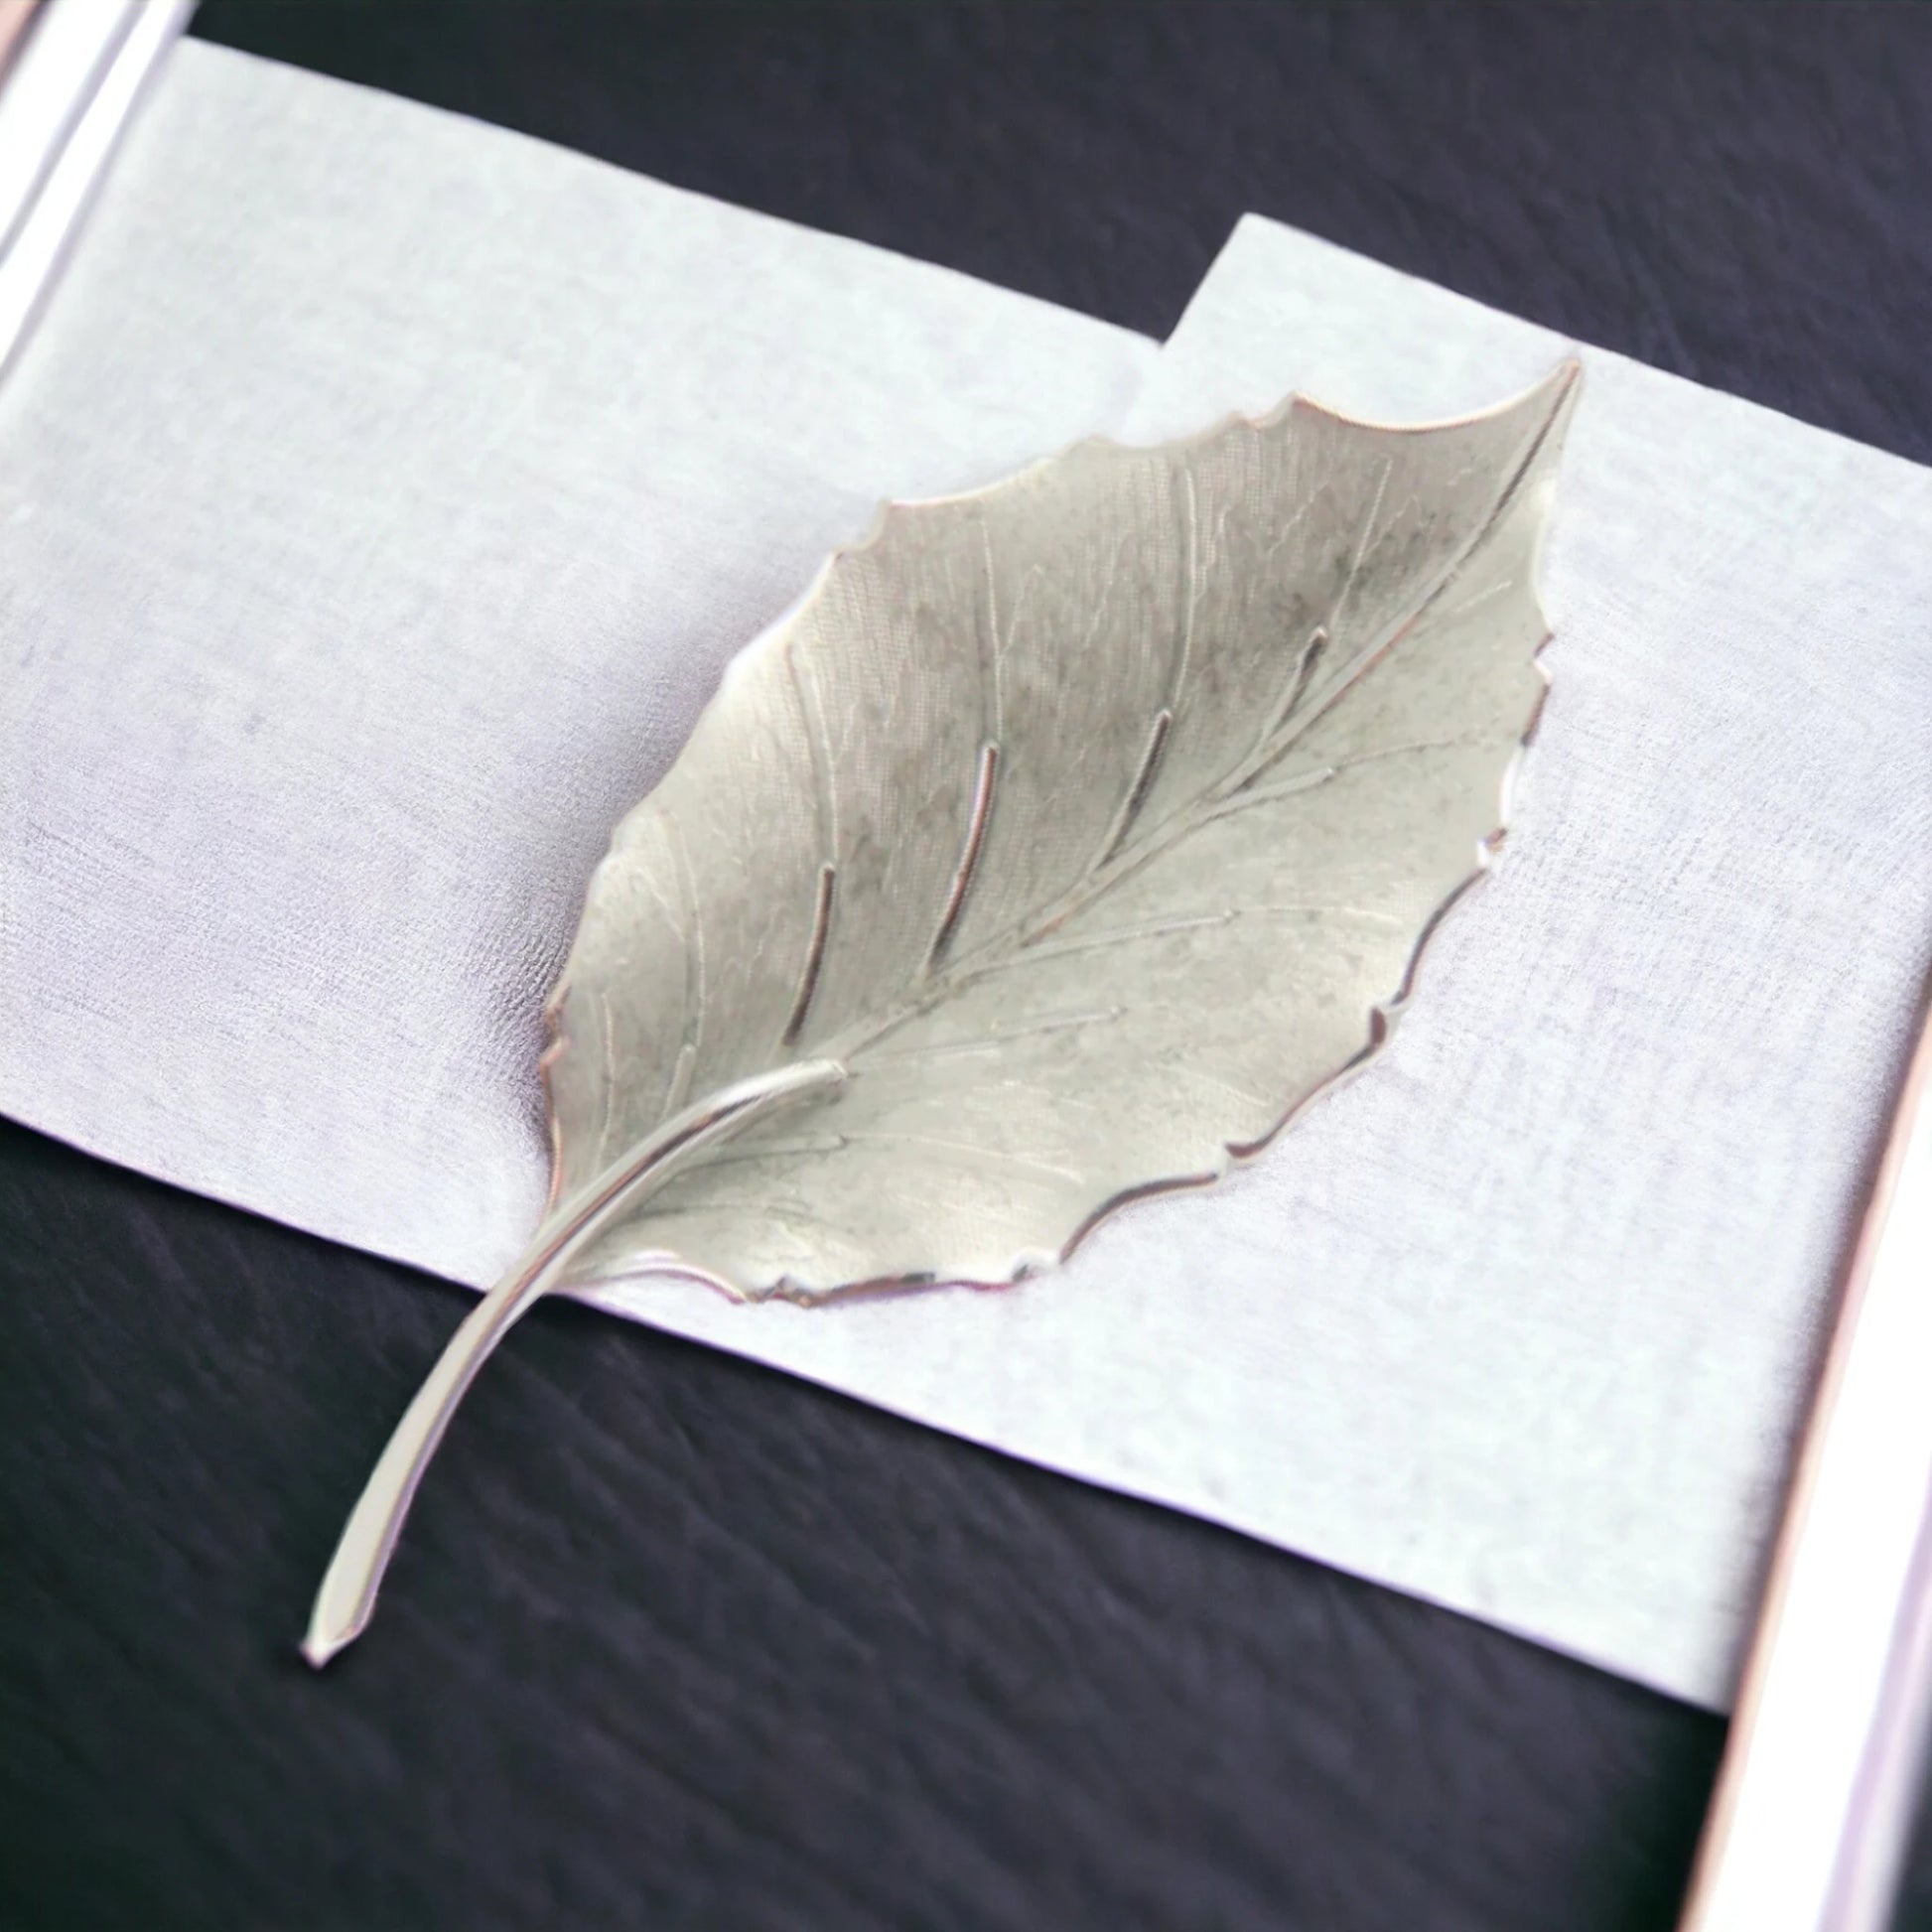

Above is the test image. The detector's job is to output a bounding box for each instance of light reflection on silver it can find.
[1680,985,1932,1932]
[0,0,194,381]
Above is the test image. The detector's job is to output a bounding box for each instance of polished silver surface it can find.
[1680,976,1932,1932]
[307,363,1580,1661]
[0,0,138,244]
[0,0,194,380]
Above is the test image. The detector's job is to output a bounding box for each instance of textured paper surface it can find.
[0,40,1155,1279]
[1099,217,1932,1706]
[7,47,1931,1711]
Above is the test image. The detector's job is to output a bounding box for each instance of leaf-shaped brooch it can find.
[305,361,1581,1664]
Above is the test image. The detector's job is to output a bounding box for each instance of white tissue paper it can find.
[7,43,1929,1711]
[1105,215,1932,1708]
[0,39,1154,1275]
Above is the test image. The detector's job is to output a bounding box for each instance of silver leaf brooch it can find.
[305,362,1582,1663]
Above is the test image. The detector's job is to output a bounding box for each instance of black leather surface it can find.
[6,6,1929,1928]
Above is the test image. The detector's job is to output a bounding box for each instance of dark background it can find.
[5,6,1930,1929]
